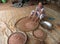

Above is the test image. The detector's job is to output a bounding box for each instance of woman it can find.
[36,2,46,20]
[29,2,46,22]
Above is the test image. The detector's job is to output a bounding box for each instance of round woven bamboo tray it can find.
[15,16,39,32]
[8,32,27,44]
[32,27,47,41]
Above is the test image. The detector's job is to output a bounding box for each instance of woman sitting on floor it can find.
[29,2,46,22]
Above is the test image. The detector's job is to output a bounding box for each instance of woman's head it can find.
[38,2,43,8]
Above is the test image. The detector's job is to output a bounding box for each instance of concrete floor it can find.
[0,3,60,44]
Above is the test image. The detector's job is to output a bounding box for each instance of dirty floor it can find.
[0,3,60,44]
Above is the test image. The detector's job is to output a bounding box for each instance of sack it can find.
[1,0,7,3]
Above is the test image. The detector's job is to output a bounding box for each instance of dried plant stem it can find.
[5,32,9,37]
[4,22,13,33]
[40,26,59,44]
[53,25,60,36]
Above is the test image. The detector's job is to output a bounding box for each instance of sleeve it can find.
[35,7,39,11]
[41,8,44,12]
[30,10,35,15]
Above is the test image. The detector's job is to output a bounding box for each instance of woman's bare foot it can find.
[34,17,39,22]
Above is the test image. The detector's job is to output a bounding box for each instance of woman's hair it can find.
[38,2,44,8]
[38,2,43,5]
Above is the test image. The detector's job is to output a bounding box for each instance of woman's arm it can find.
[40,8,45,14]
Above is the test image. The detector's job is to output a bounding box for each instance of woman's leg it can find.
[34,16,39,22]
[31,11,37,21]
